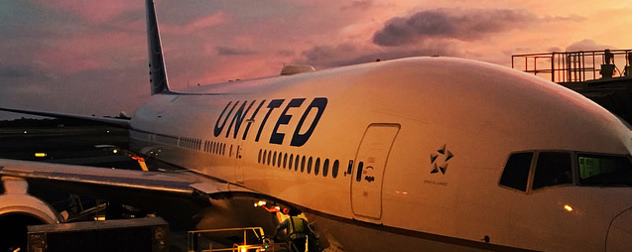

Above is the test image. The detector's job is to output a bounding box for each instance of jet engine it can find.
[0,176,61,251]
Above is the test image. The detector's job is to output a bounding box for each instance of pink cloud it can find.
[566,39,612,52]
[160,12,229,35]
[188,13,229,30]
[36,32,143,74]
[30,0,142,23]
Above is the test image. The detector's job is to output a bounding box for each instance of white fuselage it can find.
[129,57,632,251]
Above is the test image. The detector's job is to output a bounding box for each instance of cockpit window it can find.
[579,154,632,186]
[499,152,533,191]
[500,151,632,192]
[532,152,572,190]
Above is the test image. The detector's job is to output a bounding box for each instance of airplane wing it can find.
[0,158,252,197]
[0,107,130,128]
[0,107,254,199]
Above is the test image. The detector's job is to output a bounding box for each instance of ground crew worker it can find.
[276,208,315,252]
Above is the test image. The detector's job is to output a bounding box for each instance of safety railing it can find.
[512,49,632,83]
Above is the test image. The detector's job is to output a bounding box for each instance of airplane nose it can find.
[606,207,632,252]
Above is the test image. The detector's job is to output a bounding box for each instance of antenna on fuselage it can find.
[146,0,171,95]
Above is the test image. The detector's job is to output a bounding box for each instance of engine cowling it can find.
[0,176,60,251]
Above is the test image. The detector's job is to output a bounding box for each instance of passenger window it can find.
[347,160,353,175]
[307,157,313,174]
[314,158,320,175]
[289,154,294,170]
[267,150,271,165]
[499,152,533,191]
[332,160,339,178]
[323,159,329,177]
[532,152,572,190]
[278,152,283,168]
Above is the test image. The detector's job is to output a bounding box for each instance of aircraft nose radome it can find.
[605,207,632,252]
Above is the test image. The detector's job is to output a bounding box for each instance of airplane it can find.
[1,0,632,251]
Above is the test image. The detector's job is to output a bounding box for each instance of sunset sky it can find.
[1,0,631,118]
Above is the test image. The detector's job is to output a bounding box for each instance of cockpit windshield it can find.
[500,151,632,192]
[578,154,632,186]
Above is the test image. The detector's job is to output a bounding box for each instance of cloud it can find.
[302,43,358,65]
[372,8,538,46]
[0,64,34,78]
[29,0,142,23]
[300,41,459,68]
[2,0,628,121]
[216,46,257,56]
[33,31,145,74]
[161,12,229,35]
[566,39,613,51]
[340,1,373,11]
[542,14,585,22]
[187,13,228,30]
[0,62,147,118]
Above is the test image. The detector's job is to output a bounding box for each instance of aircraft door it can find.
[351,123,400,220]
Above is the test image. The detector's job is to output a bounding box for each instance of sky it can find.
[1,0,631,119]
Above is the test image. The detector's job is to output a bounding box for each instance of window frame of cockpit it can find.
[575,152,632,187]
[499,150,581,194]
[500,150,632,193]
[498,151,535,193]
[531,151,576,191]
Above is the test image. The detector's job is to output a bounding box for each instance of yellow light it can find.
[34,153,47,158]
[112,149,118,154]
[564,204,573,212]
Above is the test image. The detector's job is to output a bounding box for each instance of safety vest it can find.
[288,216,307,239]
